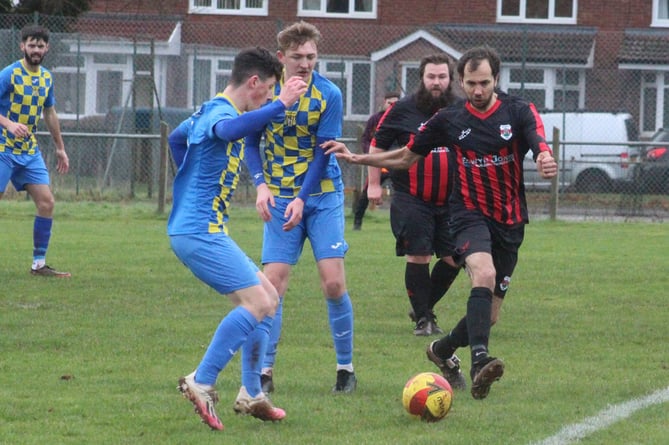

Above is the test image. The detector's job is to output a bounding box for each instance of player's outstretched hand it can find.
[278,76,307,108]
[537,151,557,179]
[321,140,357,163]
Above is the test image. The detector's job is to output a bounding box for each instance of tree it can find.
[0,0,12,14]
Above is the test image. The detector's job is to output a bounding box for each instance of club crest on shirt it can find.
[285,111,297,127]
[499,124,512,140]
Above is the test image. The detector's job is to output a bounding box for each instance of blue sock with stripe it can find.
[195,306,258,386]
[33,215,52,267]
[241,315,273,397]
[327,292,354,366]
[262,296,283,370]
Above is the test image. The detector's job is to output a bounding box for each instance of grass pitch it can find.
[0,201,667,445]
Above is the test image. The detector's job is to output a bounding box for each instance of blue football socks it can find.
[262,296,283,370]
[33,215,52,267]
[241,315,273,396]
[327,292,354,366]
[195,306,258,386]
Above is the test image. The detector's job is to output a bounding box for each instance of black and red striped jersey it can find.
[371,94,453,205]
[408,94,551,225]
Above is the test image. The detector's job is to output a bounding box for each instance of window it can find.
[640,72,669,135]
[51,53,86,117]
[189,0,267,16]
[317,59,372,118]
[96,71,123,114]
[400,65,418,94]
[652,0,669,26]
[52,71,86,116]
[192,59,211,108]
[497,0,576,24]
[93,54,126,65]
[299,0,376,19]
[189,55,235,108]
[500,66,585,111]
[188,55,371,118]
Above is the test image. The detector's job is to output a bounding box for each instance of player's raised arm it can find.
[321,140,421,170]
[277,75,307,106]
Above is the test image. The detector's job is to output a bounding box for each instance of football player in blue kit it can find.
[168,46,306,430]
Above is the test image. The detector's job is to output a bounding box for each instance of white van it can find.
[523,112,640,192]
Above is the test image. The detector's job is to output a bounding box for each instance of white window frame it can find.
[189,0,268,16]
[639,71,669,136]
[51,52,86,119]
[651,0,669,27]
[400,63,420,95]
[496,0,577,25]
[317,58,372,119]
[51,68,85,119]
[298,0,377,19]
[499,65,586,110]
[187,53,236,108]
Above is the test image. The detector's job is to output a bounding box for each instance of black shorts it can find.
[450,210,525,298]
[389,191,455,258]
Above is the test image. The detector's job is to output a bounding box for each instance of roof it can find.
[618,29,669,65]
[72,12,182,41]
[67,14,616,68]
[183,20,419,58]
[429,23,597,65]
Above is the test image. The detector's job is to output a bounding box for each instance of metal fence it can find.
[0,13,667,221]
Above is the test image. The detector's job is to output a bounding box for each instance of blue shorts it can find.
[0,151,50,193]
[262,191,348,265]
[170,232,261,295]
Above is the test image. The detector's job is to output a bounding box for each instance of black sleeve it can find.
[372,104,401,151]
[408,111,449,157]
[519,101,552,160]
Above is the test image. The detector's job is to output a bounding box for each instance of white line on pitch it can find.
[530,385,669,445]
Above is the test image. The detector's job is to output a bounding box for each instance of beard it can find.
[24,51,44,66]
[415,84,454,115]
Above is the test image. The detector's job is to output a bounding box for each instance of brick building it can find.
[8,0,668,138]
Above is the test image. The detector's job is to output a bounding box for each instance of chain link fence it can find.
[1,13,667,221]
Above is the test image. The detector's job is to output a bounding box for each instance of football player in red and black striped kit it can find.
[323,45,558,400]
[367,54,461,339]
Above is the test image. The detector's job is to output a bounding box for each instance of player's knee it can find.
[267,289,280,314]
[265,272,288,296]
[35,195,55,215]
[471,267,496,289]
[255,291,278,318]
[321,278,345,298]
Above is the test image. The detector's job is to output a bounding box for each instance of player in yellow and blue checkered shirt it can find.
[0,25,70,277]
[244,21,356,395]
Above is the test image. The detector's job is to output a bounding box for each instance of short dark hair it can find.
[230,46,283,86]
[21,25,49,43]
[384,91,401,100]
[457,45,501,80]
[418,54,453,80]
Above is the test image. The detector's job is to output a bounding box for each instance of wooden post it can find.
[548,127,560,221]
[157,121,169,214]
